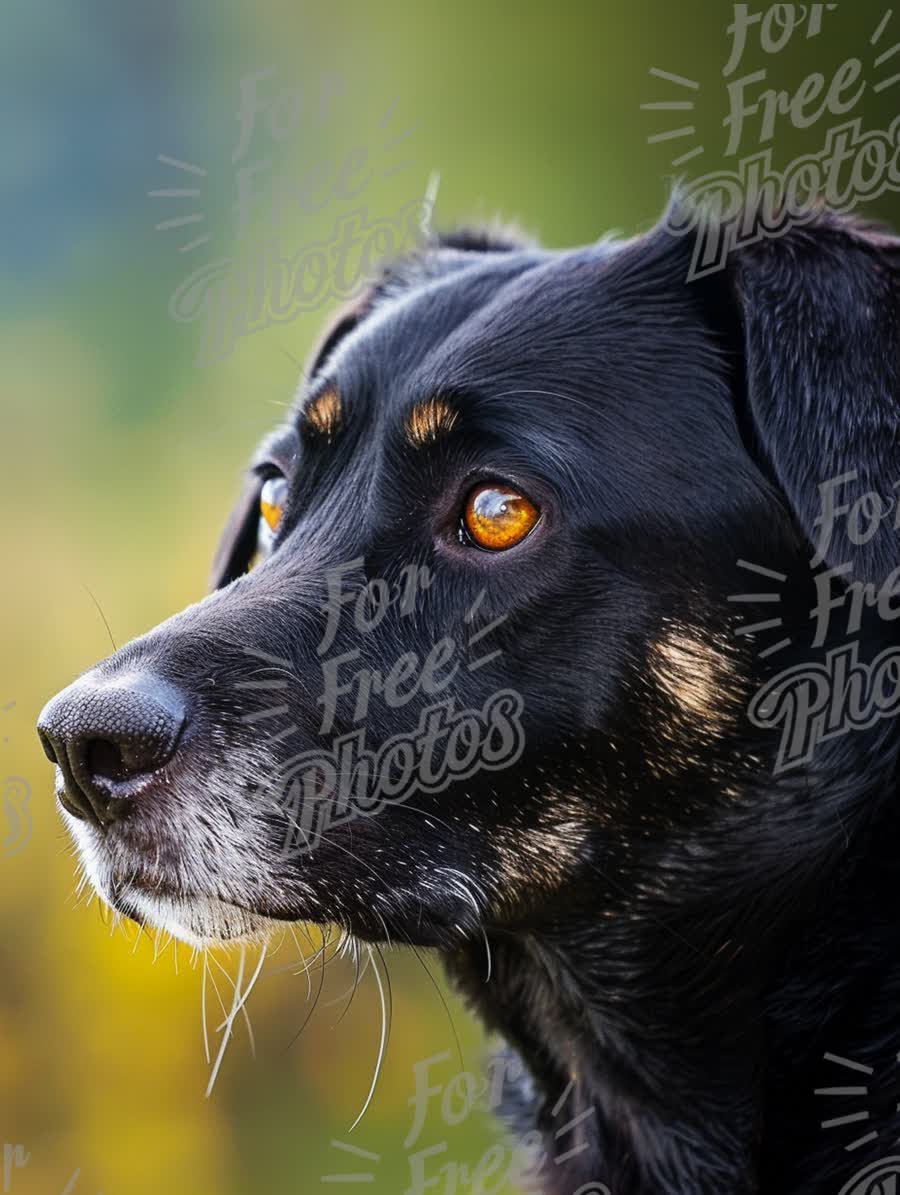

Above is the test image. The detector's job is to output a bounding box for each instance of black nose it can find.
[37,674,187,826]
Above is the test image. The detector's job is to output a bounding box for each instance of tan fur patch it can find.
[651,625,734,731]
[405,397,459,446]
[491,803,590,914]
[304,387,342,438]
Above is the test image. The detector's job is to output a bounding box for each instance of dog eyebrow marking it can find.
[303,386,343,439]
[405,396,459,446]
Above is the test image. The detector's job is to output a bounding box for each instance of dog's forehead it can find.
[325,249,549,402]
[292,238,638,442]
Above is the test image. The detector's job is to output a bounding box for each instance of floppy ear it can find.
[210,288,381,591]
[304,288,375,381]
[727,211,900,585]
[435,224,533,253]
[208,473,262,590]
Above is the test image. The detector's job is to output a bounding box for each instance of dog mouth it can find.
[59,774,320,947]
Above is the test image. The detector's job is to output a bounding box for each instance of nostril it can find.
[85,738,127,783]
[84,729,180,785]
[38,728,60,767]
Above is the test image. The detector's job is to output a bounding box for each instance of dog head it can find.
[37,201,900,952]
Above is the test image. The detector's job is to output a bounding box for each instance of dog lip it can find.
[118,877,292,927]
[113,868,244,909]
[54,765,152,825]
[56,780,88,822]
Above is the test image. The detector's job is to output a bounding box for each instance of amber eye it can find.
[260,476,287,532]
[462,483,540,551]
[258,476,288,556]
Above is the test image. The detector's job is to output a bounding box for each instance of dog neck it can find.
[447,921,761,1195]
[445,742,900,1195]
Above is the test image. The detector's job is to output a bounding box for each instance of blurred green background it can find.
[2,2,899,1191]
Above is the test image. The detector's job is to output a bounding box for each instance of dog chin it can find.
[119,889,281,949]
[62,797,293,948]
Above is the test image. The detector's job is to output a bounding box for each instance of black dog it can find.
[38,198,900,1195]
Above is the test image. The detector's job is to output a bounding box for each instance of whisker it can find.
[205,955,230,1027]
[348,945,389,1132]
[201,953,211,1065]
[81,584,117,651]
[408,942,465,1072]
[284,936,329,1052]
[289,924,314,998]
[206,946,246,1097]
[331,941,370,1027]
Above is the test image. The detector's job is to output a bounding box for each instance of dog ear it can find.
[709,207,900,585]
[210,289,381,591]
[436,224,533,253]
[208,472,262,591]
[304,288,376,381]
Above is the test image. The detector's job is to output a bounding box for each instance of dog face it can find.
[37,204,900,953]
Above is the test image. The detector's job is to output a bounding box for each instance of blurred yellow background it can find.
[2,2,900,1191]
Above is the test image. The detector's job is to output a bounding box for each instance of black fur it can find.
[39,199,900,1194]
